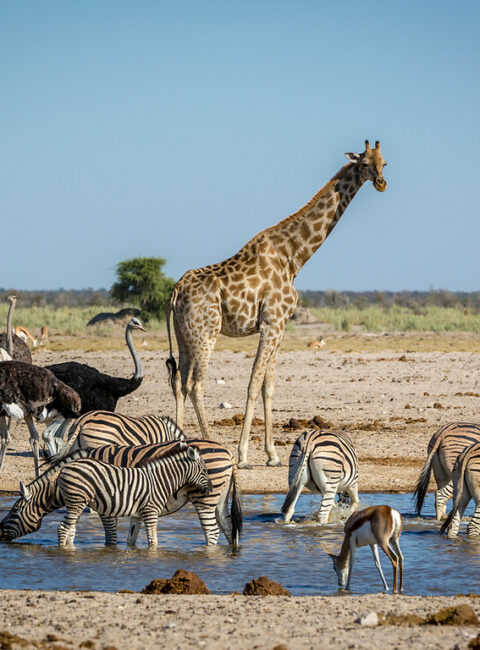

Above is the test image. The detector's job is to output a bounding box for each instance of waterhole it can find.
[0,493,478,596]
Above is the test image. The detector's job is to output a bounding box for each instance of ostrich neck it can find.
[6,301,14,357]
[126,326,143,379]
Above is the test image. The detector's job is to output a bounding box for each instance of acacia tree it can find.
[111,257,175,321]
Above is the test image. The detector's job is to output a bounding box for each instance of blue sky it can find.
[2,1,479,291]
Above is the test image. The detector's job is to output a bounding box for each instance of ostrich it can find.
[0,361,81,477]
[42,318,146,453]
[0,296,32,362]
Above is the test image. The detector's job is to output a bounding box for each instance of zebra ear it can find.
[20,482,31,502]
[186,446,199,460]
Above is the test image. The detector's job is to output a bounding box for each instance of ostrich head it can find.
[128,317,146,332]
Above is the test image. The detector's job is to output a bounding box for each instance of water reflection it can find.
[0,493,479,596]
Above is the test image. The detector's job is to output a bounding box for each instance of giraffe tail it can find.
[165,288,178,394]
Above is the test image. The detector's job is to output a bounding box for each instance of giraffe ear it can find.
[345,152,361,163]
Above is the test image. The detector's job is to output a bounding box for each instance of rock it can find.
[355,612,378,626]
[216,379,226,384]
[142,569,210,595]
[243,576,290,596]
[433,402,443,410]
[219,402,232,409]
[469,634,480,649]
[289,418,301,429]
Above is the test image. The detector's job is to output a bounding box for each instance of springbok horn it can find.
[375,140,380,149]
[365,140,370,150]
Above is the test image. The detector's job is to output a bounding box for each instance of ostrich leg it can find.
[24,415,40,477]
[0,415,11,475]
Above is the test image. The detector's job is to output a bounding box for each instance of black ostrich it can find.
[0,296,32,363]
[46,317,145,412]
[0,361,81,477]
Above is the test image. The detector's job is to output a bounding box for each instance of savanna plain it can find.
[2,310,480,649]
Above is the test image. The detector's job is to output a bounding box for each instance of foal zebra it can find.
[56,442,212,546]
[281,430,359,523]
[0,439,242,546]
[43,410,184,458]
[440,442,480,538]
[414,422,480,520]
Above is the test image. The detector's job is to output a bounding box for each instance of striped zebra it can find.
[281,430,359,523]
[413,422,480,520]
[0,439,242,546]
[55,442,212,546]
[440,442,480,538]
[43,410,184,459]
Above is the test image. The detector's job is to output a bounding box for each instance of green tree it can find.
[111,257,175,321]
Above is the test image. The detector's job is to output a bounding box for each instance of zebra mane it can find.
[27,449,91,490]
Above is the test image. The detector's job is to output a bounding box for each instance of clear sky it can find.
[2,1,479,292]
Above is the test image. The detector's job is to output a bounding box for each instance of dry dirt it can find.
[2,328,480,495]
[2,329,480,649]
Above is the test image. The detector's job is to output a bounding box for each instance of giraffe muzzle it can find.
[373,178,387,192]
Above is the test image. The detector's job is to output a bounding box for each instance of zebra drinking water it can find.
[55,442,212,546]
[281,430,359,523]
[0,439,242,546]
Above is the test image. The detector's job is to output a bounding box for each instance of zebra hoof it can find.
[238,462,253,470]
[266,459,282,467]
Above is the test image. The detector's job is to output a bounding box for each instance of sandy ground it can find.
[1,591,480,649]
[2,330,480,494]
[2,330,480,649]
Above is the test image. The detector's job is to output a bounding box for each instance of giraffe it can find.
[166,140,387,469]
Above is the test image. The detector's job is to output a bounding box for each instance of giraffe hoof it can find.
[238,462,253,470]
[266,459,282,467]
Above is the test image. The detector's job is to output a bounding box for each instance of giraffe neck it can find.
[268,162,366,274]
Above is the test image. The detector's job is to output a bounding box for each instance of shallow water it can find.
[0,492,479,596]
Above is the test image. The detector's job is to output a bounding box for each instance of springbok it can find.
[13,326,37,348]
[326,504,404,594]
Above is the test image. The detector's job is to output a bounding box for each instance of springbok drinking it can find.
[326,504,404,594]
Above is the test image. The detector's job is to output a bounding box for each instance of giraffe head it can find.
[345,140,387,192]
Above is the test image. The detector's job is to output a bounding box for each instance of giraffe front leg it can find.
[238,326,279,469]
[262,346,281,467]
[0,415,11,475]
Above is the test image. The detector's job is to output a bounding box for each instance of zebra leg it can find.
[467,504,480,537]
[371,544,389,592]
[58,506,83,547]
[189,497,220,545]
[100,516,118,546]
[435,481,453,521]
[282,461,310,523]
[447,491,471,538]
[316,486,337,524]
[25,415,40,478]
[0,415,11,475]
[127,517,142,546]
[345,483,360,511]
[143,512,159,547]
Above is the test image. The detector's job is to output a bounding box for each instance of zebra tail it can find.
[281,433,313,516]
[230,461,243,545]
[413,434,444,516]
[165,290,178,395]
[439,451,469,535]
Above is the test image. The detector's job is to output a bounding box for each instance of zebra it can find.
[281,429,359,523]
[413,422,480,520]
[0,439,242,546]
[440,442,480,538]
[56,441,212,546]
[42,410,184,458]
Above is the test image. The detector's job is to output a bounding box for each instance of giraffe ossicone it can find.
[166,141,387,469]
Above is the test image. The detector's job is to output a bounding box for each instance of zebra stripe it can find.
[281,429,359,523]
[44,410,184,460]
[0,439,242,546]
[56,444,212,546]
[413,422,480,519]
[440,442,480,538]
